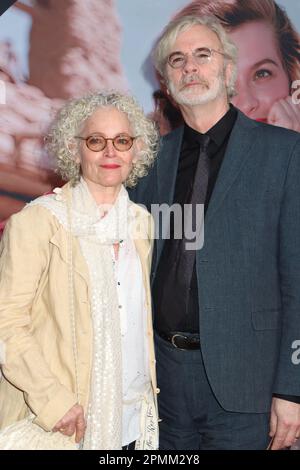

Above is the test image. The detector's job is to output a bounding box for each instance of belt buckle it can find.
[171,333,188,350]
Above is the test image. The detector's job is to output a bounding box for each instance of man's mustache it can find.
[180,74,209,88]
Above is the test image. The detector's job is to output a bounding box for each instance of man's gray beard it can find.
[168,73,226,107]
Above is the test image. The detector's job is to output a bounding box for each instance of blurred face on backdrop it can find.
[165,24,231,109]
[229,21,290,123]
[76,107,137,197]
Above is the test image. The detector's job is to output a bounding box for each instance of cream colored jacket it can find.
[0,185,158,432]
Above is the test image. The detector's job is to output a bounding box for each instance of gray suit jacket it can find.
[130,110,300,413]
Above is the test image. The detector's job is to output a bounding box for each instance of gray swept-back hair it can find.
[153,15,238,98]
[173,0,300,87]
[46,91,159,187]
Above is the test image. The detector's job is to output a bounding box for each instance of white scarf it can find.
[31,179,135,449]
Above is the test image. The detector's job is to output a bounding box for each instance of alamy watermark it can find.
[291,80,300,105]
[107,198,205,251]
[291,340,300,365]
[150,203,204,250]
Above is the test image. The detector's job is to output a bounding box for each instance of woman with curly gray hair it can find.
[0,91,159,450]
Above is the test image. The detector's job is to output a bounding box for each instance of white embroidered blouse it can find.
[113,238,150,446]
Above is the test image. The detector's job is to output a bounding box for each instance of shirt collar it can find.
[183,104,238,151]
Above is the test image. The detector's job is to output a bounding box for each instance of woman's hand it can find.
[267,96,300,132]
[52,404,86,443]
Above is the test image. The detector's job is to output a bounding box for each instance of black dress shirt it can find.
[153,105,238,334]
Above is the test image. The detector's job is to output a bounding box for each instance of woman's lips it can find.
[100,164,121,169]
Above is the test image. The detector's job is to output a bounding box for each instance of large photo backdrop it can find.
[0,0,300,223]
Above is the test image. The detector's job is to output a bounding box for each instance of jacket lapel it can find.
[157,126,184,207]
[134,237,151,300]
[131,207,152,301]
[155,126,184,267]
[50,226,90,286]
[205,111,260,225]
[46,183,90,286]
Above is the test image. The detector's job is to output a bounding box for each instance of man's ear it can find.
[163,79,170,96]
[158,73,170,95]
[225,61,233,89]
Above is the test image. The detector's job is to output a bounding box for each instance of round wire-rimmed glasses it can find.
[167,47,230,69]
[74,133,138,152]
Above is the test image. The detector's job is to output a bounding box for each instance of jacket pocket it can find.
[251,309,281,331]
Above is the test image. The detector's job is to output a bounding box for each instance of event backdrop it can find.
[0,0,299,222]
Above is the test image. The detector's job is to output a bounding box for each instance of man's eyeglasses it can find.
[167,47,230,69]
[74,133,138,152]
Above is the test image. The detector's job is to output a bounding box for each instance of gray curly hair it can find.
[153,15,238,99]
[46,91,159,187]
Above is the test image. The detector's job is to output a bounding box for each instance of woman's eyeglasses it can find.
[74,133,138,152]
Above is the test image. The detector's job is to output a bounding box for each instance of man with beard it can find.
[130,15,300,450]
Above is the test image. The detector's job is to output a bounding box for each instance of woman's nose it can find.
[103,139,115,157]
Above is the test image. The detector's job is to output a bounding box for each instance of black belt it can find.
[158,331,200,350]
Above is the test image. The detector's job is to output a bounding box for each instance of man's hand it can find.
[269,398,300,450]
[52,404,86,444]
[267,96,300,132]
